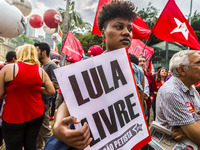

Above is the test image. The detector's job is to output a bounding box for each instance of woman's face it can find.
[101,17,132,52]
[160,69,168,77]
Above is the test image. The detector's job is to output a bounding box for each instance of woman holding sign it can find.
[52,1,139,150]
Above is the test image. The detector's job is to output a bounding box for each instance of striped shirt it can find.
[156,76,200,130]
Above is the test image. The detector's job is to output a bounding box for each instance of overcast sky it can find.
[29,0,200,36]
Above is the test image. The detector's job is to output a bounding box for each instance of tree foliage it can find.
[57,1,91,34]
[78,31,105,54]
[137,2,159,29]
[11,34,35,47]
[137,2,161,46]
[191,10,200,41]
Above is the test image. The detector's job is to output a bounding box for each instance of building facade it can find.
[0,37,16,62]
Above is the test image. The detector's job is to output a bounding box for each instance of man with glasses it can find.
[156,50,200,145]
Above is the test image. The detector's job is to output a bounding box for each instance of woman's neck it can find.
[161,76,166,82]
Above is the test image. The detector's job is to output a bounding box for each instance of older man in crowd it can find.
[156,50,200,145]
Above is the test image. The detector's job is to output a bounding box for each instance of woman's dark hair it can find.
[97,0,137,31]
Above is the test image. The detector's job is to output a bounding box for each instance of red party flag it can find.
[132,16,151,39]
[61,31,84,62]
[91,0,111,35]
[152,0,200,50]
[128,39,154,68]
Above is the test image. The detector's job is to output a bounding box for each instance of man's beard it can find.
[39,55,43,65]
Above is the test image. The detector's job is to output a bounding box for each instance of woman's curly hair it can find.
[97,0,137,31]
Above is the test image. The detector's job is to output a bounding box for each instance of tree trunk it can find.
[61,0,70,66]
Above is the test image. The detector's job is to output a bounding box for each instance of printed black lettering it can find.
[81,118,101,147]
[99,105,118,134]
[114,100,130,128]
[97,65,114,94]
[125,93,140,120]
[68,75,90,106]
[82,68,103,99]
[111,60,127,89]
[93,112,106,140]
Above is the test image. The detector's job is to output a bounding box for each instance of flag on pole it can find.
[50,41,62,59]
[148,61,155,74]
[128,39,154,68]
[132,16,151,39]
[57,25,62,45]
[53,41,58,52]
[61,31,84,62]
[152,0,200,50]
[91,0,111,35]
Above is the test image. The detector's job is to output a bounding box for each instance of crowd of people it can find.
[0,0,200,150]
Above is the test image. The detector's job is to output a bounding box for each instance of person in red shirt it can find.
[138,55,157,124]
[0,44,55,150]
[155,67,168,89]
[152,67,168,120]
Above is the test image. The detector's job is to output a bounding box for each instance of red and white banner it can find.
[152,0,200,50]
[128,39,154,68]
[54,48,151,150]
[61,31,84,62]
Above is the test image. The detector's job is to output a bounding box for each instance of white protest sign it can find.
[54,48,151,150]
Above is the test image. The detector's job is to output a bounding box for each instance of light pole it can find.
[188,0,193,50]
[188,0,193,25]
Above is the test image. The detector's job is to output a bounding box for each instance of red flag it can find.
[148,61,155,74]
[152,0,200,50]
[61,31,84,62]
[132,16,151,39]
[92,1,151,39]
[91,0,111,35]
[128,39,154,68]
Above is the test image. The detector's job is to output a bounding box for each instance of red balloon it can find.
[29,14,43,28]
[43,9,62,28]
